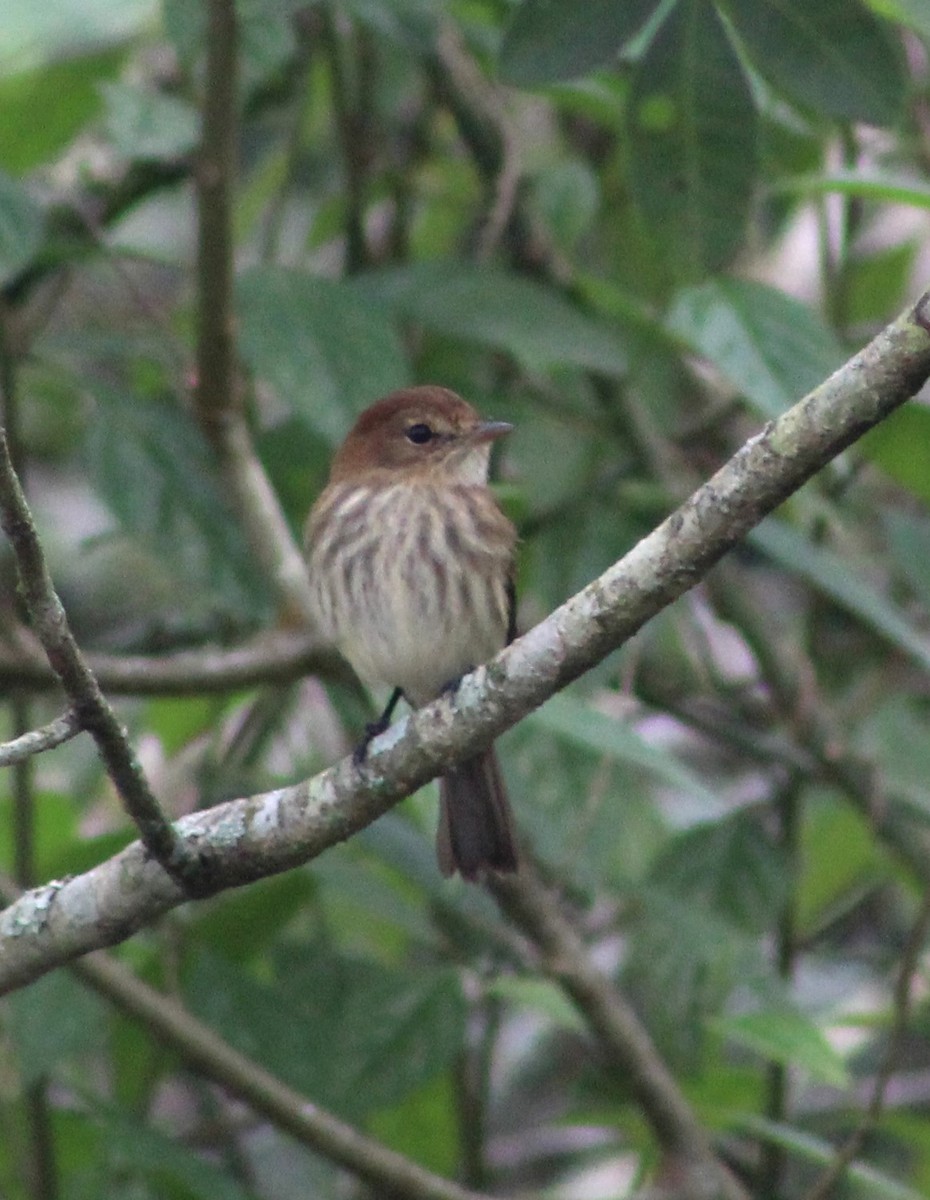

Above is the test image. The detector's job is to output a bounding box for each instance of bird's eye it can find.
[405,423,434,445]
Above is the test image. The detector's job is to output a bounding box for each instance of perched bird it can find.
[305,385,519,879]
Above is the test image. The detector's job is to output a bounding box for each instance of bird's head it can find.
[329,386,512,486]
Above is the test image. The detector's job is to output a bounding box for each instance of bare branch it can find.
[194,0,239,435]
[0,710,81,767]
[490,860,749,1200]
[0,631,334,696]
[707,569,930,889]
[0,294,928,995]
[433,25,522,264]
[0,426,200,890]
[192,0,317,628]
[802,881,930,1200]
[0,860,496,1200]
[208,417,319,626]
[428,28,564,281]
[323,9,377,272]
[68,949,496,1200]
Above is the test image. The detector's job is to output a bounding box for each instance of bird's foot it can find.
[353,716,391,766]
[439,667,474,701]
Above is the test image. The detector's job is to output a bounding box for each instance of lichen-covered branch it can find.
[0,294,928,996]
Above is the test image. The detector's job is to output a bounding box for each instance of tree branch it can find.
[490,861,749,1200]
[0,294,928,995]
[802,880,930,1200]
[0,631,333,695]
[192,0,317,627]
[194,0,239,436]
[707,568,930,890]
[0,710,81,767]
[68,949,495,1200]
[0,427,200,891]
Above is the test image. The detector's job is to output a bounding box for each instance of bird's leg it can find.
[353,687,404,766]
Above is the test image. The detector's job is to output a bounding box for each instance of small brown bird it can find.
[305,385,519,879]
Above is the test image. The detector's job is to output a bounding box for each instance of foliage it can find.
[2,0,930,1197]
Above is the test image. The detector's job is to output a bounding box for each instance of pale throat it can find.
[436,442,493,486]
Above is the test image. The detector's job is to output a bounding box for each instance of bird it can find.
[304,385,519,879]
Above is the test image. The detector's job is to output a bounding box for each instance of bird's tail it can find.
[437,746,518,880]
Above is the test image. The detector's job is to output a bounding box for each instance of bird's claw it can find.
[353,717,390,766]
[439,668,473,699]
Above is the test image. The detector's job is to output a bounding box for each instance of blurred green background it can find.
[3,1,930,1197]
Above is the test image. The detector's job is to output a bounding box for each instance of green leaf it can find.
[7,971,106,1086]
[98,1108,251,1200]
[0,53,122,172]
[256,415,333,528]
[531,159,600,251]
[164,0,301,97]
[0,0,154,76]
[666,278,845,418]
[843,242,916,327]
[628,0,757,275]
[499,0,657,85]
[186,948,465,1120]
[487,976,586,1033]
[238,267,409,444]
[625,883,762,1065]
[650,810,788,935]
[100,81,199,161]
[778,170,930,210]
[191,873,318,962]
[713,1008,849,1087]
[865,0,930,41]
[885,508,930,609]
[720,0,906,126]
[369,1074,459,1178]
[859,697,930,820]
[350,262,628,377]
[0,169,43,284]
[796,793,889,935]
[735,1117,929,1200]
[861,405,930,507]
[529,692,722,812]
[750,519,930,675]
[84,388,267,613]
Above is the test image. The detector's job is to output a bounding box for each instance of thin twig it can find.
[433,25,521,264]
[0,631,336,696]
[490,861,749,1200]
[707,569,930,888]
[10,701,60,1200]
[759,775,803,1197]
[0,426,198,890]
[428,28,564,281]
[69,947,496,1200]
[259,9,318,263]
[802,882,930,1200]
[194,0,239,435]
[192,0,317,626]
[0,869,496,1200]
[323,8,375,273]
[0,710,81,768]
[208,417,319,626]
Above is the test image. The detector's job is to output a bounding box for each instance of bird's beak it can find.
[471,420,513,444]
